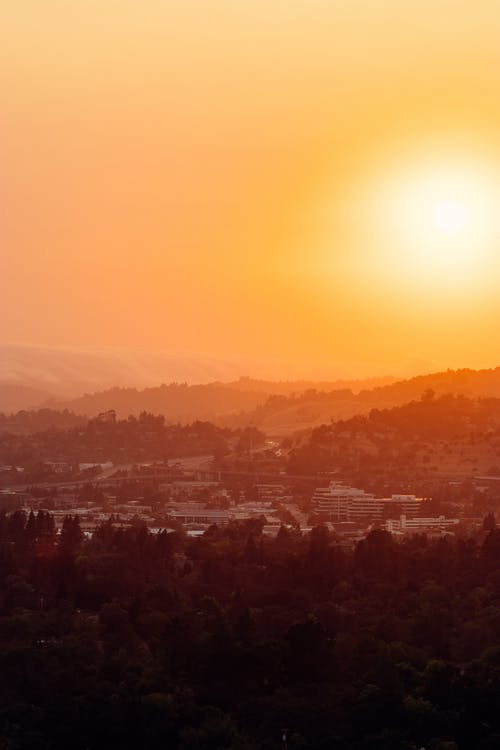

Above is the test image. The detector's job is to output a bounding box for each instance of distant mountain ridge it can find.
[246,366,500,433]
[45,375,396,422]
[0,345,286,399]
[0,344,396,413]
[2,347,500,434]
[0,384,55,414]
[37,366,500,432]
[287,391,500,480]
[356,366,500,403]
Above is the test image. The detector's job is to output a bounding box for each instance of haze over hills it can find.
[0,384,57,415]
[45,375,396,424]
[0,345,288,399]
[245,366,500,432]
[287,391,500,483]
[0,344,400,412]
[29,365,500,434]
[2,345,500,433]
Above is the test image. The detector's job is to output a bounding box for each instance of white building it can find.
[385,514,459,534]
[312,483,423,522]
[166,508,231,524]
[313,483,377,521]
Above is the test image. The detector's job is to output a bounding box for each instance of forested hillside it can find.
[0,514,499,749]
[287,393,500,483]
[48,375,395,423]
[0,412,255,478]
[6,368,500,433]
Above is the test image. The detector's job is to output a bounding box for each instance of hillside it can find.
[0,345,281,401]
[0,408,86,435]
[236,366,500,434]
[40,366,500,431]
[0,384,55,414]
[0,344,397,410]
[6,366,500,433]
[357,366,500,403]
[47,375,396,422]
[0,412,236,473]
[287,392,500,484]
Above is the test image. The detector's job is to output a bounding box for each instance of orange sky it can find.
[2,1,500,377]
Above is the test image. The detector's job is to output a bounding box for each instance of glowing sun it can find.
[361,154,500,295]
[432,199,468,235]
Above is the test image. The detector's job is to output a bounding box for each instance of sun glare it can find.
[433,200,468,235]
[354,151,500,298]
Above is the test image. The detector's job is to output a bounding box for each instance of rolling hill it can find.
[37,366,500,434]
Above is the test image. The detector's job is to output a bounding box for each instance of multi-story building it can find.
[385,514,459,534]
[312,483,377,521]
[389,494,423,517]
[312,482,423,522]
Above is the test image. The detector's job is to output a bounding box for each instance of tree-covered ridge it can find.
[0,512,500,748]
[48,375,396,420]
[0,412,259,472]
[5,367,500,434]
[287,394,500,479]
[0,408,86,435]
[326,393,500,439]
[25,366,500,431]
[246,368,500,431]
[225,368,500,432]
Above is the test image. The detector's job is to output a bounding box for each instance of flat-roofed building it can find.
[313,483,377,521]
[388,494,423,516]
[166,508,231,524]
[313,483,423,523]
[385,514,459,534]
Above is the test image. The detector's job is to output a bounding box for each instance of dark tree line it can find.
[0,512,500,748]
[0,413,267,481]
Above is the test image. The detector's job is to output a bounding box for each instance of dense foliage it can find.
[0,512,499,749]
[0,409,86,436]
[46,366,500,430]
[0,413,264,478]
[288,394,500,483]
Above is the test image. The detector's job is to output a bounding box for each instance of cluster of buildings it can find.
[4,480,291,539]
[1,466,468,543]
[162,500,281,536]
[312,481,460,537]
[159,481,289,536]
[312,482,423,521]
[385,514,459,535]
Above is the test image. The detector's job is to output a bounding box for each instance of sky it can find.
[2,1,500,378]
